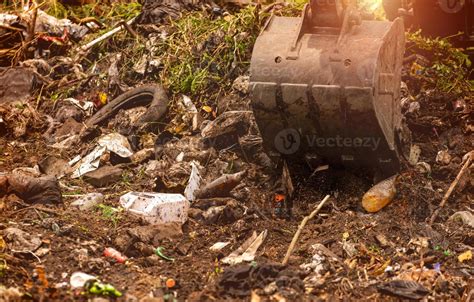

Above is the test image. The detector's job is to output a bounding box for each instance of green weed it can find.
[407,30,473,94]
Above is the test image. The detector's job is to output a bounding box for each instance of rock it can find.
[131,148,154,164]
[83,165,123,188]
[38,156,71,178]
[201,111,253,149]
[70,193,104,210]
[0,67,37,104]
[127,223,183,245]
[232,75,249,94]
[7,172,62,204]
[133,242,155,257]
[55,104,84,123]
[436,150,451,165]
[54,117,83,138]
[3,227,42,253]
[188,208,203,220]
[175,241,192,256]
[377,280,429,300]
[201,199,244,225]
[141,254,162,267]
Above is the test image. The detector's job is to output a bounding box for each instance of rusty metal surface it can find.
[249,0,408,174]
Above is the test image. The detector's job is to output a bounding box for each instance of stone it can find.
[70,193,104,210]
[131,148,154,164]
[38,156,71,178]
[54,117,83,138]
[83,165,123,188]
[127,222,183,245]
[3,227,42,253]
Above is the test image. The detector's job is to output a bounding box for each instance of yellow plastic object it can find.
[362,175,398,213]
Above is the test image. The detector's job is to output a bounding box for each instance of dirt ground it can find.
[0,1,473,301]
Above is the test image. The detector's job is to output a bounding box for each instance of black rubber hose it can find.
[86,84,168,127]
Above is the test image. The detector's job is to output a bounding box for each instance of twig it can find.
[120,20,138,39]
[78,17,136,52]
[429,151,473,225]
[26,2,38,44]
[282,195,330,265]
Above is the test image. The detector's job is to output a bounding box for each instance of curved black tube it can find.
[86,84,168,127]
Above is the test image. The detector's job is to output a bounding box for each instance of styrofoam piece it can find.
[70,193,104,210]
[119,192,190,224]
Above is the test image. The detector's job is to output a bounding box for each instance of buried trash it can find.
[155,246,175,262]
[362,175,398,213]
[222,230,267,265]
[377,280,430,300]
[195,171,246,199]
[5,172,62,204]
[70,272,97,289]
[84,279,122,297]
[449,211,474,228]
[103,247,128,264]
[119,192,190,224]
[70,193,104,210]
[71,132,133,178]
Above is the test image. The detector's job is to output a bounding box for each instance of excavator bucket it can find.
[250,0,410,175]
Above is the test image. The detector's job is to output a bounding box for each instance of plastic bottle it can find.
[362,175,398,213]
[103,247,127,263]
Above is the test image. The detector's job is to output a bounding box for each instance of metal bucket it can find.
[250,0,410,174]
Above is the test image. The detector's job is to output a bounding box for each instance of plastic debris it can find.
[210,242,231,251]
[70,272,97,289]
[84,279,122,297]
[155,246,174,261]
[300,244,340,277]
[458,250,472,263]
[449,211,474,228]
[415,162,431,174]
[119,192,190,224]
[70,145,106,178]
[70,193,104,210]
[436,150,451,165]
[65,98,94,116]
[97,133,133,158]
[362,175,398,213]
[222,230,267,265]
[71,132,133,178]
[409,145,421,166]
[195,171,246,199]
[165,278,176,289]
[184,161,201,202]
[182,95,200,131]
[103,247,127,263]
